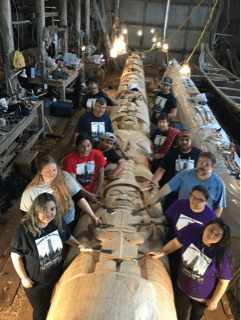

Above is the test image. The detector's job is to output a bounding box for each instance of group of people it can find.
[10,75,232,320]
[146,76,232,320]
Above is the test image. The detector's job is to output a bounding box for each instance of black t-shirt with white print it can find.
[10,219,71,284]
[82,90,113,113]
[160,146,202,185]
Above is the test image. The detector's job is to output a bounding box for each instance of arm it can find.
[65,235,90,249]
[151,167,166,186]
[214,208,223,217]
[150,215,168,226]
[148,237,183,259]
[77,198,102,225]
[146,183,172,208]
[206,279,230,311]
[94,167,104,197]
[168,108,177,118]
[107,160,125,180]
[11,252,34,288]
[103,91,118,106]
[69,173,98,202]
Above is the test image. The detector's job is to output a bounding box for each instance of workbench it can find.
[85,62,105,79]
[0,101,45,178]
[29,64,83,101]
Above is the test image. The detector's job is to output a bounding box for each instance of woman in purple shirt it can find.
[148,218,232,320]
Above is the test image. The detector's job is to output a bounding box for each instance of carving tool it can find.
[79,248,113,254]
[118,147,129,160]
[130,205,150,216]
[95,200,116,214]
[128,221,162,227]
[131,255,148,262]
[97,223,114,228]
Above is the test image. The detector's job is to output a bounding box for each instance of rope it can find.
[142,0,205,55]
[44,116,54,134]
[187,0,220,63]
[164,0,205,45]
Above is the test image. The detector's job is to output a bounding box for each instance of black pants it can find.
[24,277,58,320]
[175,285,207,320]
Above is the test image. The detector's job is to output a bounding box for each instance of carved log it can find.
[47,53,177,320]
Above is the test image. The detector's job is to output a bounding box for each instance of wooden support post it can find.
[36,0,46,62]
[92,0,112,50]
[85,0,90,45]
[59,0,68,55]
[74,0,81,58]
[0,0,19,96]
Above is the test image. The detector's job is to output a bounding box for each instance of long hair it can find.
[25,156,74,215]
[23,193,63,237]
[200,217,233,267]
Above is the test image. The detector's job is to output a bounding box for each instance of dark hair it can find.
[198,151,216,165]
[76,133,93,147]
[200,218,232,266]
[96,97,107,106]
[157,112,170,122]
[191,185,210,201]
[87,77,98,84]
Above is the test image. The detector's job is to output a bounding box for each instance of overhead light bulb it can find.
[180,63,191,79]
[152,36,157,42]
[150,28,155,34]
[82,46,86,51]
[113,36,127,55]
[157,41,162,47]
[123,28,128,34]
[163,43,169,51]
[137,30,143,36]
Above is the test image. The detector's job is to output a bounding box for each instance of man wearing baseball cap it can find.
[82,77,118,113]
[149,76,177,134]
[149,130,202,209]
[93,132,125,180]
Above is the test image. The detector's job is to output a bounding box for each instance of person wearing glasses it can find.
[146,152,225,216]
[150,185,217,288]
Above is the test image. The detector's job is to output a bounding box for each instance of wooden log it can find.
[47,52,177,320]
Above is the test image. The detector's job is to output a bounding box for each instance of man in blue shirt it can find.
[75,97,113,142]
[146,151,226,217]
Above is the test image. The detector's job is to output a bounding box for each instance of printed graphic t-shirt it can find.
[75,113,113,142]
[161,146,202,184]
[82,90,113,113]
[63,150,107,193]
[177,223,232,299]
[9,219,71,284]
[150,92,177,125]
[165,199,217,233]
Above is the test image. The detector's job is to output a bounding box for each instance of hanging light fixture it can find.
[152,35,157,42]
[112,36,127,55]
[180,62,191,79]
[162,43,169,51]
[137,30,143,36]
[157,41,162,48]
[150,28,155,34]
[123,27,128,34]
